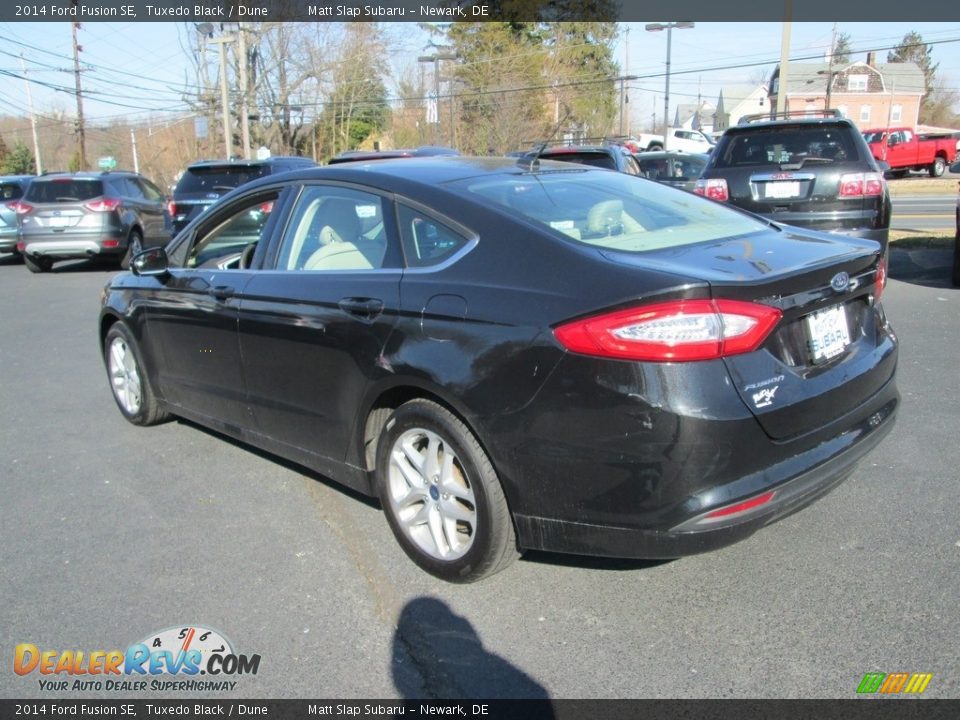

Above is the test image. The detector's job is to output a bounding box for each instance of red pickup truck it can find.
[862,127,957,177]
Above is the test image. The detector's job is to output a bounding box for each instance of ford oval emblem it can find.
[831,272,850,293]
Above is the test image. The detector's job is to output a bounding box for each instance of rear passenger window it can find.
[397,205,471,268]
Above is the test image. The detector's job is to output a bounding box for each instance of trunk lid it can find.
[602,227,896,439]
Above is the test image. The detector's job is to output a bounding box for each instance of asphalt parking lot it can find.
[1,248,958,700]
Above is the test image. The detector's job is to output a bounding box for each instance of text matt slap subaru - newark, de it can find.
[98,157,898,582]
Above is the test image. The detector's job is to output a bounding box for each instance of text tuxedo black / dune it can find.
[99,157,898,582]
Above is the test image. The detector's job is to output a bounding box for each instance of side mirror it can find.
[887,137,898,147]
[131,246,169,277]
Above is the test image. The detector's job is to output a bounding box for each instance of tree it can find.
[887,31,940,121]
[0,135,9,170]
[3,141,36,175]
[832,32,852,65]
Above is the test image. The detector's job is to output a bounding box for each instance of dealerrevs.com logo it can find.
[14,625,261,692]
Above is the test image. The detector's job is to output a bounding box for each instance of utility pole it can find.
[209,34,235,159]
[237,23,251,160]
[130,129,139,173]
[19,55,43,175]
[71,19,87,170]
[776,2,793,116]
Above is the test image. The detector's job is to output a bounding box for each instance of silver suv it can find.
[15,171,168,273]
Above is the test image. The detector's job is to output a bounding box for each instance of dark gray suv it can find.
[168,156,316,236]
[15,171,168,273]
[696,112,891,249]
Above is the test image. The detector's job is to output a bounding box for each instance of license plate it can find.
[765,181,800,199]
[48,216,71,227]
[805,305,850,363]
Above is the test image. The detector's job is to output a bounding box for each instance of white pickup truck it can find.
[634,128,714,153]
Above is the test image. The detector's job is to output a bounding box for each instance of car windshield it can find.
[455,169,766,252]
[862,131,885,144]
[177,165,269,193]
[713,126,859,168]
[26,179,103,203]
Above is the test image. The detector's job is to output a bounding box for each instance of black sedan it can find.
[99,157,899,582]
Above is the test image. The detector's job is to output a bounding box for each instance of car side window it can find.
[397,204,470,268]
[277,185,388,272]
[138,178,164,202]
[186,192,279,269]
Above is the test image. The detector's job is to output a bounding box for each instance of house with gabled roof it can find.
[767,53,926,129]
[713,84,768,132]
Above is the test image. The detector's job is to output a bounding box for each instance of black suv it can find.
[696,112,891,248]
[522,144,642,175]
[169,156,316,236]
[15,171,168,273]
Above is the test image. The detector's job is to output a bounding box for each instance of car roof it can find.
[186,157,313,169]
[727,117,857,132]
[230,156,599,194]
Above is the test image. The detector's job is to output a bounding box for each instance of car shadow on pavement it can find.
[0,252,24,266]
[888,239,957,289]
[392,596,554,704]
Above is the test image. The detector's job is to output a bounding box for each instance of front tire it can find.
[375,399,517,583]
[930,157,946,177]
[23,254,52,273]
[104,323,170,426]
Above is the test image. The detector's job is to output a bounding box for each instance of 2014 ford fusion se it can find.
[98,157,898,582]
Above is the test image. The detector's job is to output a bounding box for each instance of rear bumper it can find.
[511,373,898,559]
[20,236,124,259]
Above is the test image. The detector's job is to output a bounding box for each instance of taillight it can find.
[6,200,32,215]
[694,177,729,201]
[839,172,884,198]
[874,255,887,301]
[167,200,177,216]
[553,299,783,362]
[84,198,122,212]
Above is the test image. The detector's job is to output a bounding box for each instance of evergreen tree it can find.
[887,32,939,120]
[3,141,35,175]
[832,32,852,65]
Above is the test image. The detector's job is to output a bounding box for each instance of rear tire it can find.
[375,399,517,583]
[104,323,170,426]
[23,254,52,273]
[930,157,946,177]
[120,229,143,270]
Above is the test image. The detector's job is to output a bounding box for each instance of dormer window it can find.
[848,74,868,92]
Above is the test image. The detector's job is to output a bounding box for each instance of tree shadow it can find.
[888,239,957,289]
[392,596,553,705]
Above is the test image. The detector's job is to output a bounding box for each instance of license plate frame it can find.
[805,304,851,364]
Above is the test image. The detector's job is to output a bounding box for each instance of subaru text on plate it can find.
[98,157,898,582]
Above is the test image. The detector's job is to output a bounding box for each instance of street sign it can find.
[98,156,117,170]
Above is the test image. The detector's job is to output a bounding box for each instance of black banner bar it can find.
[2,699,959,720]
[3,0,960,23]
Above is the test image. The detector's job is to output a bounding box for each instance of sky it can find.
[1,21,959,134]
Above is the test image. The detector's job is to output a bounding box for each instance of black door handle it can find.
[338,297,384,319]
[208,285,235,300]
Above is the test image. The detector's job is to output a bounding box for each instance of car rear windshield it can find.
[176,165,269,194]
[26,178,104,203]
[455,168,766,252]
[712,125,861,168]
[540,152,618,170]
